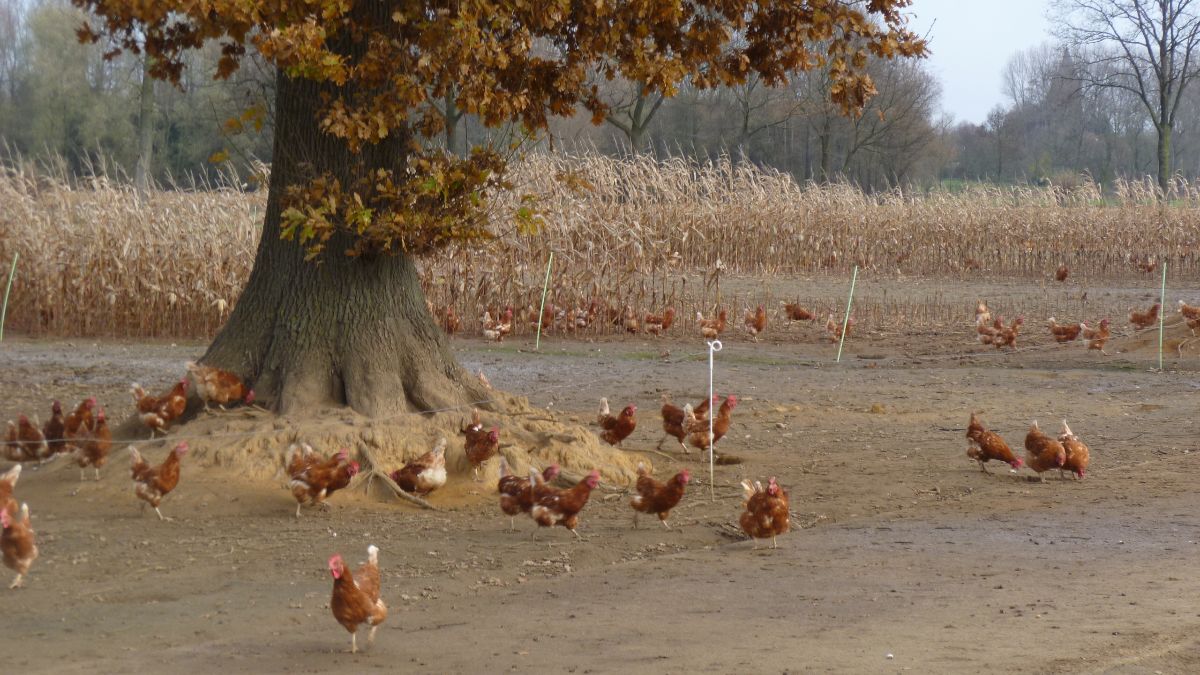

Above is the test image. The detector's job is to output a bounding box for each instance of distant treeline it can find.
[0,0,1194,190]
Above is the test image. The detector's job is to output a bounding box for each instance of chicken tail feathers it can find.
[367,544,379,567]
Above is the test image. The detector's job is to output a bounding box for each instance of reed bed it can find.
[2,151,1198,340]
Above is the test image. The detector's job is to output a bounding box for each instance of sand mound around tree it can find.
[113,392,648,505]
[1108,317,1200,357]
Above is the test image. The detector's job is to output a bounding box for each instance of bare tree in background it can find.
[0,3,23,102]
[133,52,155,192]
[725,72,803,155]
[601,79,665,154]
[1054,0,1200,193]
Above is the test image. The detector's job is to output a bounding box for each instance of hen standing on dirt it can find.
[461,409,500,480]
[530,469,601,537]
[390,438,448,496]
[597,398,637,446]
[1,502,37,588]
[0,464,20,515]
[630,462,690,528]
[129,442,189,520]
[74,408,112,481]
[965,412,1023,473]
[329,545,387,653]
[286,446,360,517]
[739,477,790,549]
[497,459,560,530]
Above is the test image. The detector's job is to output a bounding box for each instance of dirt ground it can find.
[3,298,1200,674]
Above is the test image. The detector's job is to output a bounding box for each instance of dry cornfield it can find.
[2,151,1199,340]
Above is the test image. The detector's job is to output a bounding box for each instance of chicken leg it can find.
[94,468,101,481]
[9,573,24,589]
[155,506,173,521]
[368,625,378,646]
[350,631,358,654]
[660,518,671,530]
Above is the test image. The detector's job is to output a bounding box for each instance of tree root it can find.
[356,444,436,510]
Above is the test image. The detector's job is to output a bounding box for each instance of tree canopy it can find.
[75,0,925,257]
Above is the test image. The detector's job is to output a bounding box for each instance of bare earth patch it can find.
[2,302,1200,672]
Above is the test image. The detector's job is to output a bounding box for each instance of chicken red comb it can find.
[17,414,28,423]
[86,397,97,407]
[328,554,344,578]
[347,461,361,476]
[174,442,189,454]
[0,508,9,529]
[244,389,256,404]
[679,469,692,483]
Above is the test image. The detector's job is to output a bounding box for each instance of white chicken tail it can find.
[740,480,758,500]
[636,461,648,477]
[1060,419,1074,439]
[0,463,20,487]
[367,544,379,566]
[128,447,143,466]
[598,397,610,420]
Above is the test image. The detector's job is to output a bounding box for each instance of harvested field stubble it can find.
[2,152,1198,340]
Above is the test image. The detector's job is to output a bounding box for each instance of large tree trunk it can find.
[1157,123,1171,195]
[200,71,488,418]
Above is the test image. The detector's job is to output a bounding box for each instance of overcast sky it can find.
[908,0,1053,125]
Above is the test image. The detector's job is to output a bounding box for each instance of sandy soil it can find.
[3,301,1200,674]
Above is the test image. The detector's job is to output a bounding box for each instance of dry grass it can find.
[0,153,262,338]
[2,151,1198,340]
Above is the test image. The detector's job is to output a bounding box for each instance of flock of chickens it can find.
[8,282,1183,651]
[0,353,791,652]
[439,299,854,344]
[965,413,1091,481]
[973,299,1200,354]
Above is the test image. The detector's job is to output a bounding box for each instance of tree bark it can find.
[201,71,488,418]
[1157,124,1171,194]
[444,85,463,157]
[133,53,155,194]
